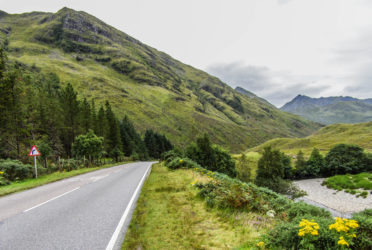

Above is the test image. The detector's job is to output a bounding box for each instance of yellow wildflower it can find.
[338,236,349,247]
[298,219,319,237]
[0,171,4,175]
[256,241,265,247]
[179,159,183,164]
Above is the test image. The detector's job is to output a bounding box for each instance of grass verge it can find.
[122,163,275,249]
[322,172,372,198]
[0,161,132,197]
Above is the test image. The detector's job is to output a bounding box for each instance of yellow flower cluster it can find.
[298,219,320,237]
[0,171,4,175]
[329,217,359,232]
[256,241,265,247]
[179,159,183,164]
[329,217,358,247]
[338,236,349,247]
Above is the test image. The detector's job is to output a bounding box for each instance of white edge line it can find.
[105,164,152,250]
[23,187,80,212]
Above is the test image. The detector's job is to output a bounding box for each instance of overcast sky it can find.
[2,0,372,106]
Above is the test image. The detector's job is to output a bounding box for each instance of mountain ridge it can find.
[0,7,321,152]
[281,94,372,125]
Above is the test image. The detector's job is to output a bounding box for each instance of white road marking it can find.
[105,165,152,250]
[23,187,80,212]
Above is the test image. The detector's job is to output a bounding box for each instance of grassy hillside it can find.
[0,8,320,152]
[249,122,372,156]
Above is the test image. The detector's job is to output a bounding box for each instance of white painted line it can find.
[23,187,80,212]
[105,164,152,250]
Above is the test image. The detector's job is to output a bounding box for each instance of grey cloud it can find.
[206,62,330,107]
[277,0,293,5]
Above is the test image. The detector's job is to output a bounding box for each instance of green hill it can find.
[0,8,321,152]
[249,122,372,156]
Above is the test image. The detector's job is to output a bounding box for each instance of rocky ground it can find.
[294,178,372,217]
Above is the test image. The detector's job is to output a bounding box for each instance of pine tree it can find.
[105,101,122,161]
[80,98,92,133]
[59,83,80,156]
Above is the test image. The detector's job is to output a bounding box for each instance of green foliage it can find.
[305,148,324,178]
[287,201,332,221]
[263,216,335,250]
[0,159,33,181]
[144,129,173,159]
[323,144,367,176]
[166,157,200,170]
[322,173,372,197]
[235,153,252,182]
[186,134,236,177]
[37,140,52,169]
[352,209,372,249]
[72,130,104,162]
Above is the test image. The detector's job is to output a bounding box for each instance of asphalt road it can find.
[0,161,154,250]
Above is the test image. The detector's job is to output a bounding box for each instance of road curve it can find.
[0,161,155,250]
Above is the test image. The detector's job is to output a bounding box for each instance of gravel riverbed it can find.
[294,178,372,217]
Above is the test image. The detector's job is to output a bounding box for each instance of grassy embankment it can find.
[0,161,131,197]
[323,173,372,198]
[122,163,276,249]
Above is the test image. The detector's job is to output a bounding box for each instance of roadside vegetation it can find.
[323,173,372,198]
[0,160,131,196]
[0,48,172,188]
[124,144,372,249]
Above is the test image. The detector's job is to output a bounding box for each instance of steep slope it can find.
[0,8,321,152]
[249,122,372,156]
[281,95,372,124]
[235,86,273,106]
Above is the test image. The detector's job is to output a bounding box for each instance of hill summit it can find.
[0,7,321,151]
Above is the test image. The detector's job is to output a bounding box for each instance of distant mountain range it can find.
[281,95,372,125]
[0,8,321,152]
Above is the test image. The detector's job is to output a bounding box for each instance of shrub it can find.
[263,216,336,250]
[0,159,33,181]
[287,201,332,221]
[322,144,367,176]
[167,157,200,170]
[352,209,372,249]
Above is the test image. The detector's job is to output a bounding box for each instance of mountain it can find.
[281,95,372,125]
[0,8,321,152]
[235,87,273,106]
[249,121,372,156]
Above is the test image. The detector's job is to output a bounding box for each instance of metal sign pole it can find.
[34,156,37,178]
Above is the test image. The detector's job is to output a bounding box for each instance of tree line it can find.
[0,47,172,167]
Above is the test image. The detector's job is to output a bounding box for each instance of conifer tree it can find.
[59,83,80,156]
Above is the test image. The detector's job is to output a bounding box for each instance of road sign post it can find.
[28,145,41,178]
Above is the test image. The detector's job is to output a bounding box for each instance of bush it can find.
[0,159,33,181]
[322,144,367,176]
[287,201,332,221]
[263,216,336,250]
[166,157,200,170]
[352,209,372,249]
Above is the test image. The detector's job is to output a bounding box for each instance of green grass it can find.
[322,173,372,198]
[249,122,372,157]
[0,8,321,152]
[122,163,274,249]
[0,161,131,197]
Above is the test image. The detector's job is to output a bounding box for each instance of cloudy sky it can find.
[2,0,372,106]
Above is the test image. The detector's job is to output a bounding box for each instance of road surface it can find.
[0,161,154,250]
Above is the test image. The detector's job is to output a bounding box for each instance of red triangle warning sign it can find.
[28,145,41,156]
